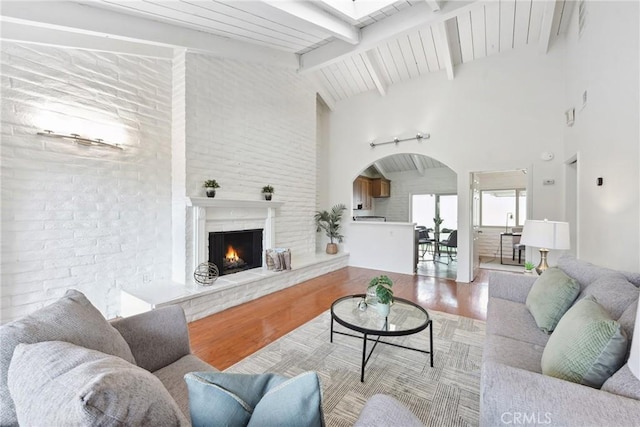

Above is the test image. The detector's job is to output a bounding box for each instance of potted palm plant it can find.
[262,185,274,201]
[314,204,346,254]
[203,180,220,198]
[368,275,394,317]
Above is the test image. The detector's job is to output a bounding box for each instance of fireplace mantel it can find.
[186,197,284,285]
[187,197,284,209]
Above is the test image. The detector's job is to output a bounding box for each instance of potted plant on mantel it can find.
[314,204,346,255]
[368,275,394,317]
[262,185,274,201]
[203,180,220,198]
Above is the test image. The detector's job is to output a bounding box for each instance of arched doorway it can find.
[351,153,458,279]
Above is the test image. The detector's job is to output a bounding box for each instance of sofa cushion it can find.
[601,364,640,400]
[153,354,218,421]
[578,273,639,319]
[184,371,324,427]
[8,341,188,426]
[0,289,135,426]
[526,267,580,334]
[618,300,638,347]
[483,334,545,373]
[354,394,423,427]
[541,296,628,388]
[558,255,640,289]
[486,298,550,347]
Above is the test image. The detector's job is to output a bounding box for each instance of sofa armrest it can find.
[481,361,640,427]
[111,305,191,372]
[488,272,537,304]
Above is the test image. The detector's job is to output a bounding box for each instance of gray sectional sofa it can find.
[481,256,640,426]
[0,289,421,426]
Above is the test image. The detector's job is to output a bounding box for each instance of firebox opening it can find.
[209,229,263,276]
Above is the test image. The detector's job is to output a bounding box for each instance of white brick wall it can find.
[181,53,317,280]
[1,43,172,323]
[373,167,457,222]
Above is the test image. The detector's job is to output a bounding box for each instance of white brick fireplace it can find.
[121,195,349,321]
[187,197,283,277]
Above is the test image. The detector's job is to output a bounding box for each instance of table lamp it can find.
[520,219,570,275]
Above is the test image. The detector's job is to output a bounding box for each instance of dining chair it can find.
[439,230,457,264]
[512,226,525,264]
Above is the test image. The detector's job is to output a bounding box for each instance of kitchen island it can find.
[346,220,416,274]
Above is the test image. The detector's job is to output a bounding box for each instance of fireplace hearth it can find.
[209,229,263,276]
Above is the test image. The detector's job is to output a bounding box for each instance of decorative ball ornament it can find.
[194,262,219,286]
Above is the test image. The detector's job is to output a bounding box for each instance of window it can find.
[480,189,526,227]
[412,194,457,230]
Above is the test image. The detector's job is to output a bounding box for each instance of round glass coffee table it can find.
[330,294,433,382]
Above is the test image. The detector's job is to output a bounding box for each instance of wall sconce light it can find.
[37,130,123,150]
[370,132,430,148]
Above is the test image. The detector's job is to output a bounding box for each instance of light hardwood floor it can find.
[188,266,489,370]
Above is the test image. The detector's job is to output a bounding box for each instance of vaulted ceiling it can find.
[1,0,576,107]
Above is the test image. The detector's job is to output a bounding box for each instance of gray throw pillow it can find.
[0,289,135,425]
[541,296,628,388]
[184,371,324,427]
[526,267,580,334]
[8,341,188,426]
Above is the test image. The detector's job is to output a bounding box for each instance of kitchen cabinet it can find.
[371,178,391,198]
[353,176,372,210]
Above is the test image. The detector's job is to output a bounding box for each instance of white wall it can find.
[1,43,172,322]
[328,46,566,282]
[562,1,640,272]
[180,53,318,280]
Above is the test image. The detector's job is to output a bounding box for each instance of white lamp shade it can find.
[520,219,570,250]
[629,304,640,380]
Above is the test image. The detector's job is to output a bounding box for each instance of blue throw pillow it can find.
[184,371,324,427]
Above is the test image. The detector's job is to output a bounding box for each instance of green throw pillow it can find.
[541,296,628,388]
[526,267,580,333]
[185,371,324,427]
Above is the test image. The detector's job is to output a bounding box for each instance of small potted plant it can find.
[203,180,220,198]
[314,204,346,254]
[368,275,394,317]
[524,262,535,274]
[262,185,274,201]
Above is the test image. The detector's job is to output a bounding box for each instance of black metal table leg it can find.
[361,333,367,382]
[330,316,334,343]
[429,320,434,367]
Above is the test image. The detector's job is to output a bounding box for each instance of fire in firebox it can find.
[223,245,246,270]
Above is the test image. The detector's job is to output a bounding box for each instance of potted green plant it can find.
[524,261,535,274]
[368,275,394,317]
[262,185,274,201]
[314,204,346,254]
[203,180,220,198]
[433,216,444,236]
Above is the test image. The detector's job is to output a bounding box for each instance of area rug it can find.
[225,309,485,426]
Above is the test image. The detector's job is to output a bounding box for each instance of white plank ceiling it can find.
[1,0,577,106]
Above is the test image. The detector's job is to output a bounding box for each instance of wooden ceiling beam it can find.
[436,20,455,80]
[424,0,442,12]
[411,154,426,176]
[263,1,360,45]
[362,51,387,97]
[298,0,478,73]
[538,0,558,54]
